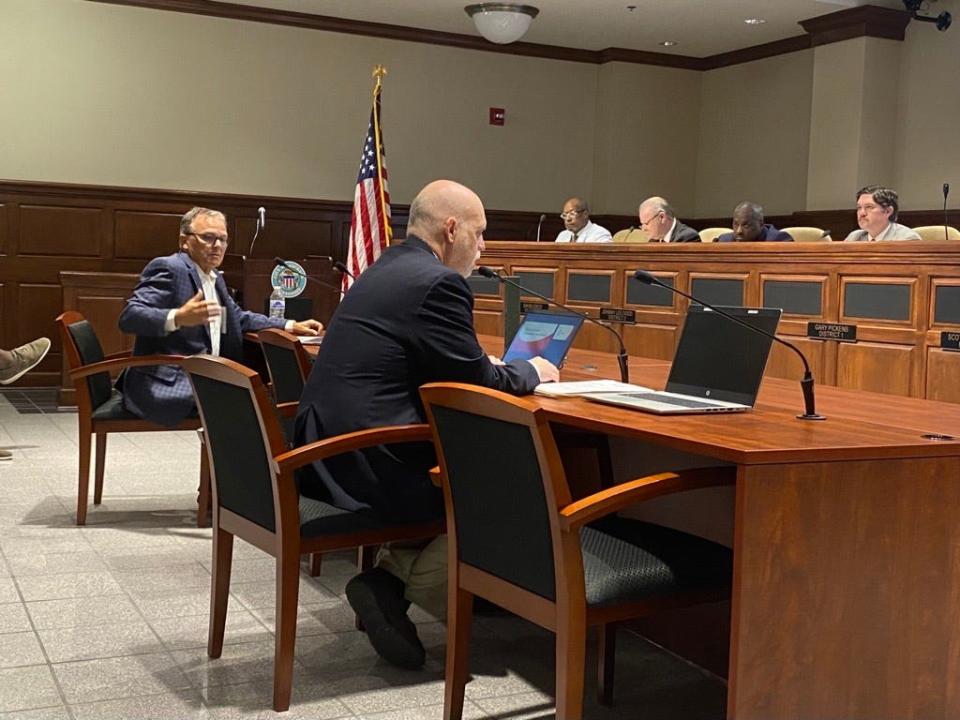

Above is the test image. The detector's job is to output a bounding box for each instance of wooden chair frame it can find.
[184,356,443,712]
[420,382,734,720]
[56,311,210,526]
[256,327,312,421]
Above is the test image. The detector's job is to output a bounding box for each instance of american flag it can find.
[343,69,391,293]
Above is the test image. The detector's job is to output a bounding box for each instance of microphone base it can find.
[796,412,827,421]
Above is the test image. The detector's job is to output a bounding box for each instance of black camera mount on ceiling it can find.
[903,0,952,31]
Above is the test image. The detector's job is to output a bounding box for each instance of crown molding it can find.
[799,4,911,46]
[88,0,911,71]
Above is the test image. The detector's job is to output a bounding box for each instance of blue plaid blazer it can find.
[118,251,285,427]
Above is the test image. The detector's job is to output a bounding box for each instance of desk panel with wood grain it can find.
[473,241,960,404]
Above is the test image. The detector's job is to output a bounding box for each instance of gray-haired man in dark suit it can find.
[119,207,322,427]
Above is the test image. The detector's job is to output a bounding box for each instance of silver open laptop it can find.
[582,305,782,414]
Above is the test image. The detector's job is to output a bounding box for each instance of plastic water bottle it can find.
[268,285,285,319]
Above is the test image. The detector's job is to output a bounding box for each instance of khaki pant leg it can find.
[376,535,448,619]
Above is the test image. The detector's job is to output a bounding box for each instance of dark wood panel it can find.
[235,217,335,260]
[19,205,104,257]
[15,283,62,385]
[115,210,182,259]
[0,204,7,256]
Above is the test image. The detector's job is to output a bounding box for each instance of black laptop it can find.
[582,305,782,414]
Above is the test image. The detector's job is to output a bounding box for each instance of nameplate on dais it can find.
[807,322,857,342]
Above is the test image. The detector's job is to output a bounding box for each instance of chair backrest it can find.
[781,226,830,242]
[698,227,731,243]
[257,329,311,404]
[612,228,650,243]
[56,311,112,410]
[420,383,570,601]
[912,225,960,241]
[183,356,287,532]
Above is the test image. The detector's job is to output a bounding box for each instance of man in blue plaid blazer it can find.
[119,207,322,427]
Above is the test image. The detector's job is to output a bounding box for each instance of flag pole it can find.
[371,65,392,243]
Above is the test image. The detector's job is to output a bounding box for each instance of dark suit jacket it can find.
[294,236,540,523]
[717,224,794,242]
[118,251,285,427]
[671,220,701,243]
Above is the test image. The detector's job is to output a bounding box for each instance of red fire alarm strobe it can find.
[489,107,505,126]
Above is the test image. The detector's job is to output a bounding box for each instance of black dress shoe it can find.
[346,568,425,669]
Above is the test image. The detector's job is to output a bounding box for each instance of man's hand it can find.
[487,354,505,366]
[290,319,323,336]
[175,291,220,328]
[528,356,560,383]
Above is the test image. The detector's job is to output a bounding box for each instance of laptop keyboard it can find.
[622,393,724,409]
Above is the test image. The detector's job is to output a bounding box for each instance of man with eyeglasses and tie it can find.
[554,197,612,243]
[637,196,701,243]
[118,206,322,426]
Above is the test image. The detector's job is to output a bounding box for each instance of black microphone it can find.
[820,229,832,240]
[332,260,356,281]
[944,183,951,243]
[249,207,266,257]
[621,225,637,241]
[633,269,825,420]
[273,257,341,293]
[478,266,630,383]
[535,214,547,243]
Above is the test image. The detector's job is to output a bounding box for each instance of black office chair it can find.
[257,328,312,444]
[183,355,443,712]
[57,311,210,526]
[420,382,735,720]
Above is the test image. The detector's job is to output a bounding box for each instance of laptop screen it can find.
[665,305,782,406]
[502,311,585,367]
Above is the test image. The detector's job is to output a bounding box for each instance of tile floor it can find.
[0,389,726,719]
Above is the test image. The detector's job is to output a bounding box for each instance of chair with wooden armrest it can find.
[257,328,328,577]
[56,311,210,527]
[419,382,734,720]
[182,355,444,712]
[257,328,312,444]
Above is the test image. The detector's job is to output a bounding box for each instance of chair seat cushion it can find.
[299,495,398,536]
[581,516,732,608]
[91,390,139,421]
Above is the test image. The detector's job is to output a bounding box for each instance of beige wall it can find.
[2,0,959,217]
[0,0,598,211]
[695,50,814,217]
[593,62,702,218]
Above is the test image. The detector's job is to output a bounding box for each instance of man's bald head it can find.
[407,180,487,278]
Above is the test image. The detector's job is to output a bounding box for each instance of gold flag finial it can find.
[372,65,387,81]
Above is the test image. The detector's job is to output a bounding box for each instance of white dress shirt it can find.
[555,220,613,244]
[661,218,679,243]
[164,270,293,355]
[844,221,921,242]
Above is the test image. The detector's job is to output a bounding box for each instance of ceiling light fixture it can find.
[744,17,767,25]
[659,40,678,47]
[465,4,540,44]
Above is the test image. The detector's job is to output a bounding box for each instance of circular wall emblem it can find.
[270,262,308,299]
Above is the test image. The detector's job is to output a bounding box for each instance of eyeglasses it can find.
[559,209,585,220]
[639,210,663,228]
[189,232,230,247]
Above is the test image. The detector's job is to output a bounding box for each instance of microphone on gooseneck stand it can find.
[820,229,832,240]
[633,269,825,421]
[249,206,266,257]
[535,214,546,243]
[273,257,342,293]
[622,225,637,241]
[944,183,951,243]
[477,266,630,383]
[332,261,356,281]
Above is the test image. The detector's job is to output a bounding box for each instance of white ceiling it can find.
[226,0,911,56]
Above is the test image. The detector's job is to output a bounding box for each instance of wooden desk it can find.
[496,340,960,720]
